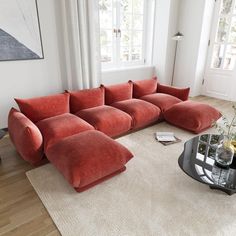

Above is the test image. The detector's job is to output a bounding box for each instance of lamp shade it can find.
[172,32,184,41]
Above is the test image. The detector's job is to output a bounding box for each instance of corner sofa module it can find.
[135,80,190,113]
[46,130,134,192]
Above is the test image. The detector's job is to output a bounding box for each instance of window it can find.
[211,0,236,70]
[99,0,147,69]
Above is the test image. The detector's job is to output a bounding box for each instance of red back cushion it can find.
[69,87,105,113]
[157,84,190,101]
[8,108,44,165]
[103,82,133,105]
[15,93,70,123]
[132,77,158,98]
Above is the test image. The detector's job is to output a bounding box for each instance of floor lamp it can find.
[171,32,184,86]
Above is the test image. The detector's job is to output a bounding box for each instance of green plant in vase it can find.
[214,104,236,167]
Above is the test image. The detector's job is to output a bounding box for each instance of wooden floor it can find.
[0,96,233,236]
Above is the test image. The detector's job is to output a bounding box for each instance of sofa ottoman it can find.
[46,130,134,192]
[164,101,221,133]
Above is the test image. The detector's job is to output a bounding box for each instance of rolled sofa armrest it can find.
[157,84,190,101]
[8,108,44,165]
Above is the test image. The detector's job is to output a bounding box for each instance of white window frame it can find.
[99,0,149,70]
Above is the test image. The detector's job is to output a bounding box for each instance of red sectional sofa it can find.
[8,77,221,191]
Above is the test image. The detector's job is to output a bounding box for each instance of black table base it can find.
[209,185,236,195]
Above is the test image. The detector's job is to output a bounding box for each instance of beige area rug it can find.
[26,122,236,236]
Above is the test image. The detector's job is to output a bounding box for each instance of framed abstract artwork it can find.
[0,0,44,61]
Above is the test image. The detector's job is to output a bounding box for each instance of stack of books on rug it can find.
[155,132,181,145]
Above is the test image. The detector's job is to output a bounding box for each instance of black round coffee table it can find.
[178,134,236,195]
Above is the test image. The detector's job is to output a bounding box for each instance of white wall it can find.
[0,0,67,128]
[193,0,215,96]
[152,0,180,84]
[0,0,42,57]
[173,0,214,96]
[101,66,155,85]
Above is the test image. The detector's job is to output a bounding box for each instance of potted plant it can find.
[214,104,236,167]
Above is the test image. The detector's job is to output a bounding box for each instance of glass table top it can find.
[178,134,236,195]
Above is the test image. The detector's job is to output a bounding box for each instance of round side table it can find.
[0,129,6,161]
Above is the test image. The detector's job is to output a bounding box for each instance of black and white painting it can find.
[0,0,44,61]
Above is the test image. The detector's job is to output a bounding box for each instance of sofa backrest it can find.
[157,84,190,101]
[15,93,70,123]
[68,87,105,113]
[132,77,158,98]
[103,81,133,105]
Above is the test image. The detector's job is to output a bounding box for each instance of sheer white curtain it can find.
[65,0,101,89]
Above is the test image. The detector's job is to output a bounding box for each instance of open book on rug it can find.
[155,132,181,145]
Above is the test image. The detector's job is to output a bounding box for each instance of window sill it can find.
[102,64,155,73]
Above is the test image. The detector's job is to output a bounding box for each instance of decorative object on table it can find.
[155,132,181,146]
[214,104,236,167]
[215,136,234,167]
[0,0,44,61]
[171,32,184,86]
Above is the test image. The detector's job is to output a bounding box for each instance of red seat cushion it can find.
[112,99,161,129]
[132,77,158,98]
[141,93,182,112]
[68,87,104,113]
[8,108,44,165]
[103,81,133,105]
[36,113,94,150]
[164,101,222,133]
[75,105,132,137]
[157,84,190,101]
[46,130,134,191]
[15,93,70,123]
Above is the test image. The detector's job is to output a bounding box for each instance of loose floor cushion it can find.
[140,93,182,112]
[46,130,134,192]
[112,99,161,129]
[164,101,222,133]
[76,105,132,137]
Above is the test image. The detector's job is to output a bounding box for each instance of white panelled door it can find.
[203,0,236,100]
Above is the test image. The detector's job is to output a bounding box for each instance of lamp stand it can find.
[171,32,184,86]
[171,40,178,86]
